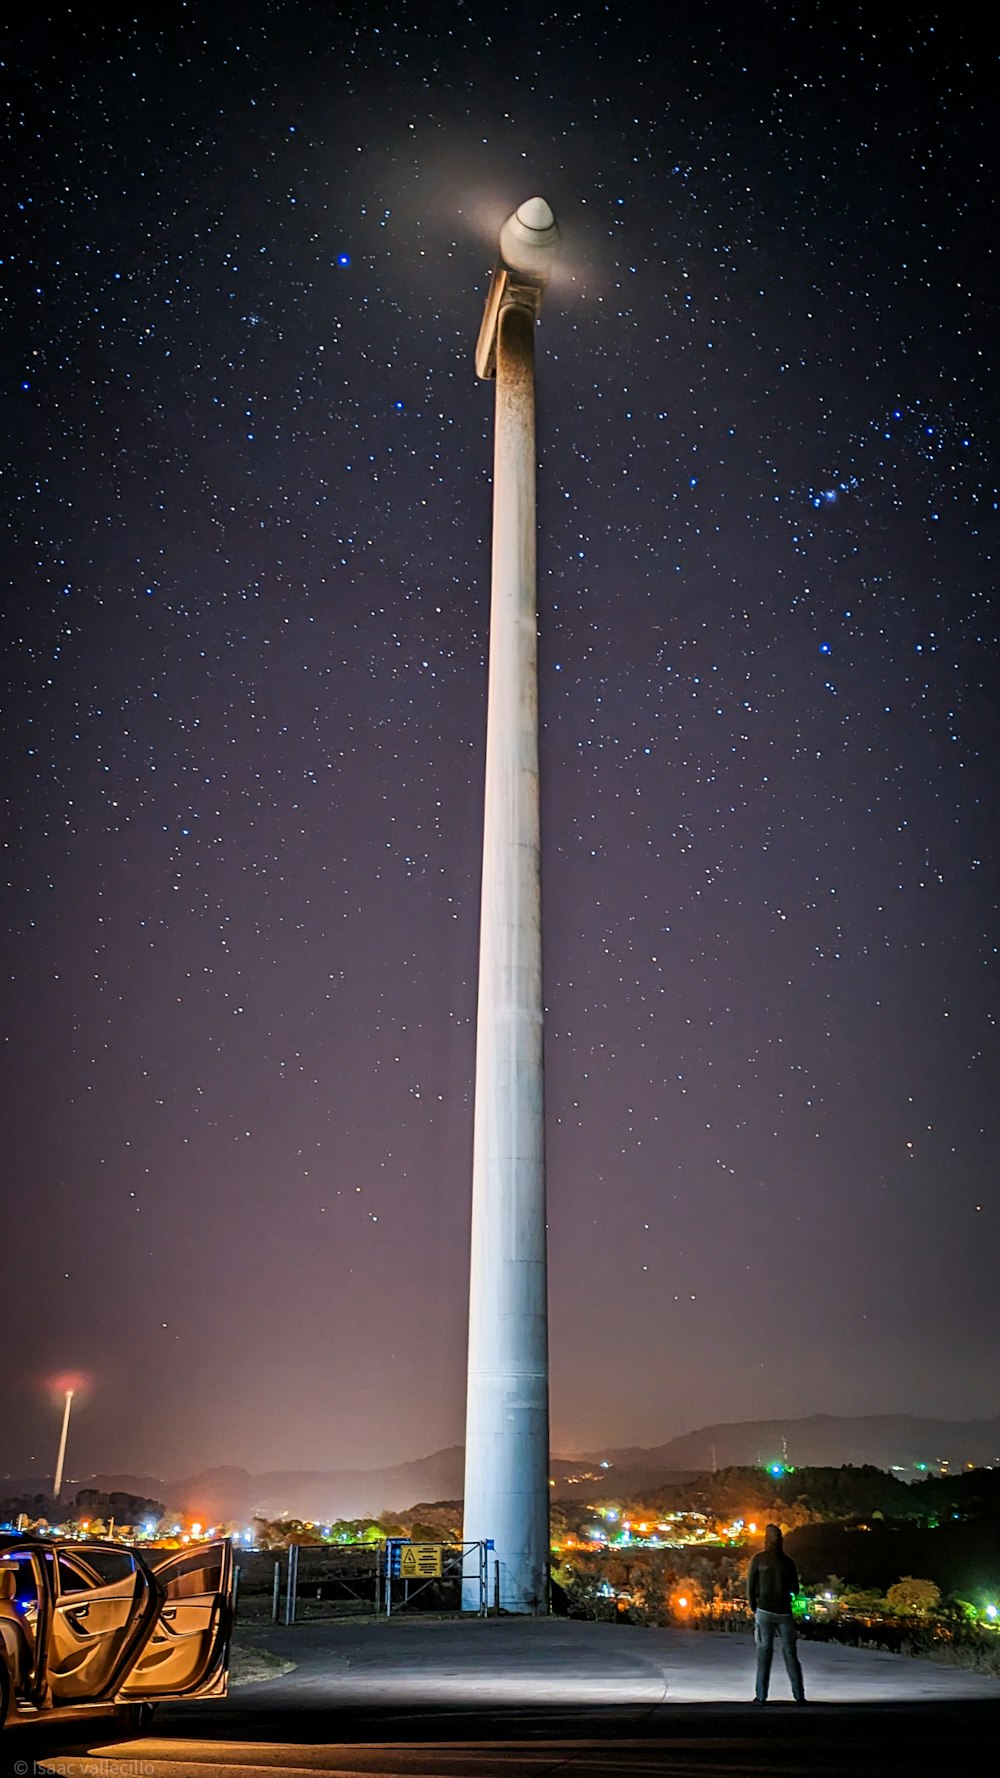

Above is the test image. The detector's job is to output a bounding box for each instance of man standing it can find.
[746,1523,807,1704]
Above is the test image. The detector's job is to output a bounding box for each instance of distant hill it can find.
[67,1453,617,1523]
[79,1450,469,1524]
[60,1412,1000,1523]
[589,1413,1000,1479]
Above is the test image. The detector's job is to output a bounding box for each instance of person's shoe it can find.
[754,1697,766,1705]
[795,1696,808,1705]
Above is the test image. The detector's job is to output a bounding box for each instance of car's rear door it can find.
[116,1540,233,1701]
[46,1545,158,1703]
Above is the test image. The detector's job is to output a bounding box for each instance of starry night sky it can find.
[3,1,997,1485]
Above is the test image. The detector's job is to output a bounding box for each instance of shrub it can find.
[885,1576,941,1615]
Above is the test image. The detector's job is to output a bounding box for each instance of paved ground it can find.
[12,1616,1000,1777]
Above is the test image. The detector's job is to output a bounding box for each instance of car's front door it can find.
[117,1541,233,1701]
[46,1545,157,1704]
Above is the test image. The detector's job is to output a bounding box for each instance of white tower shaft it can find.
[53,1388,74,1501]
[463,291,549,1613]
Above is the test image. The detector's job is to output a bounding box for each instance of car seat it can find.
[0,1567,33,1690]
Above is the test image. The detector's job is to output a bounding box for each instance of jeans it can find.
[754,1608,805,1702]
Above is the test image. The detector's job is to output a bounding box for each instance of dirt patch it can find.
[229,1643,297,1686]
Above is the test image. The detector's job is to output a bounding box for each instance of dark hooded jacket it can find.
[747,1525,800,1614]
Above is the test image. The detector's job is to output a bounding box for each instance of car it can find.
[0,1534,233,1732]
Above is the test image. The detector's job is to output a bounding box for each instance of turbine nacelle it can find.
[497,196,560,281]
[475,196,559,380]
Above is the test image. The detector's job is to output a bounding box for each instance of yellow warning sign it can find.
[399,1543,443,1578]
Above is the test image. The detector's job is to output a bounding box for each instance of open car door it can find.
[116,1540,233,1702]
[46,1545,158,1704]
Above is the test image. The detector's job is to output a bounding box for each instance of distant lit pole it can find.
[463,198,559,1614]
[53,1387,75,1500]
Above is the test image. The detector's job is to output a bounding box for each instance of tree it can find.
[74,1489,164,1524]
[377,1514,407,1539]
[551,1556,611,1620]
[252,1517,325,1549]
[398,1500,462,1541]
[323,1518,385,1544]
[886,1577,941,1616]
[0,1492,55,1525]
[409,1520,452,1544]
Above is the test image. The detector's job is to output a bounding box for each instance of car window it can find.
[58,1547,137,1593]
[153,1545,225,1599]
[57,1553,99,1594]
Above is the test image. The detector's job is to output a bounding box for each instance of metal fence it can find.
[234,1541,494,1623]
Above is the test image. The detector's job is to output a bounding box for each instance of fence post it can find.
[232,1564,240,1621]
[271,1560,281,1623]
[375,1542,381,1617]
[493,1557,500,1616]
[284,1544,298,1626]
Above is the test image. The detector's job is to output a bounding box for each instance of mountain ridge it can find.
[24,1411,999,1523]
